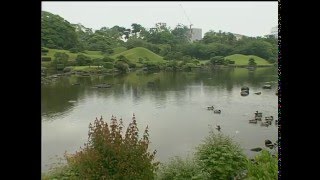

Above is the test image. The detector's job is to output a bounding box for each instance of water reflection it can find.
[42,68,278,172]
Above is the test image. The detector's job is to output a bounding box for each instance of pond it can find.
[41,67,278,172]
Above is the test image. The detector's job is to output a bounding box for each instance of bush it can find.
[69,47,79,53]
[228,60,235,64]
[63,67,72,73]
[128,62,136,68]
[53,52,69,70]
[248,58,257,66]
[65,61,77,66]
[41,56,51,62]
[156,156,209,180]
[114,61,129,73]
[56,64,65,71]
[103,62,114,69]
[245,150,278,179]
[195,130,247,180]
[182,63,197,71]
[41,48,49,53]
[102,56,115,63]
[64,115,159,179]
[76,54,91,66]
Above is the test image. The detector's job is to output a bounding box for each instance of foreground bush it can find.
[195,131,247,180]
[245,150,278,179]
[156,156,209,180]
[63,115,159,179]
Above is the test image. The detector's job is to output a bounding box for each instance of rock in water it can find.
[250,147,262,152]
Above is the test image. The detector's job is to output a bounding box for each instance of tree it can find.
[41,11,79,49]
[248,58,257,66]
[52,52,69,69]
[131,23,143,36]
[115,61,129,73]
[76,54,91,66]
[210,56,225,65]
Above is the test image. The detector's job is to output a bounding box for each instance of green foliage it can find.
[53,52,69,64]
[76,54,91,66]
[182,63,197,71]
[145,62,161,72]
[63,67,72,73]
[69,47,79,53]
[52,52,69,70]
[56,64,65,71]
[156,156,209,180]
[245,150,278,179]
[102,56,115,62]
[234,40,274,59]
[210,56,226,65]
[41,56,52,62]
[111,47,165,65]
[225,54,271,66]
[114,61,129,73]
[63,115,159,179]
[41,11,79,49]
[66,61,77,67]
[41,47,49,53]
[248,58,257,66]
[102,62,114,69]
[195,130,247,180]
[202,30,237,45]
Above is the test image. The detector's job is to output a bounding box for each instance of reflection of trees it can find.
[42,68,277,119]
[41,77,86,118]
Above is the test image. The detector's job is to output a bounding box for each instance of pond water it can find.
[41,68,278,172]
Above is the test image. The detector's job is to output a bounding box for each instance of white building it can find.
[270,25,278,38]
[190,28,202,42]
[233,33,245,40]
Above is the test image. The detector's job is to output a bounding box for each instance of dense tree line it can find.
[42,11,278,63]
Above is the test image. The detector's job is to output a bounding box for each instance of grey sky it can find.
[42,1,278,37]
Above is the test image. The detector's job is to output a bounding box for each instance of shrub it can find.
[41,48,49,53]
[76,54,91,66]
[63,67,72,73]
[182,63,197,71]
[228,60,235,64]
[102,56,115,63]
[156,156,209,180]
[65,115,159,179]
[69,47,79,53]
[245,150,278,179]
[103,62,114,69]
[66,61,77,66]
[138,58,144,63]
[128,62,137,68]
[56,64,65,71]
[53,52,69,70]
[195,130,247,180]
[114,61,129,73]
[41,56,51,62]
[248,58,257,66]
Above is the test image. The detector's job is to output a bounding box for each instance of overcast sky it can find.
[42,1,278,37]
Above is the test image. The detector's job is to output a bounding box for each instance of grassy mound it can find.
[225,54,271,65]
[111,47,166,64]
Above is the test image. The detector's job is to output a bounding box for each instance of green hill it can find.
[111,47,166,64]
[225,54,271,66]
[111,47,127,55]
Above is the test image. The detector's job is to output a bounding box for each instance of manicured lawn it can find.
[111,47,166,64]
[225,54,271,65]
